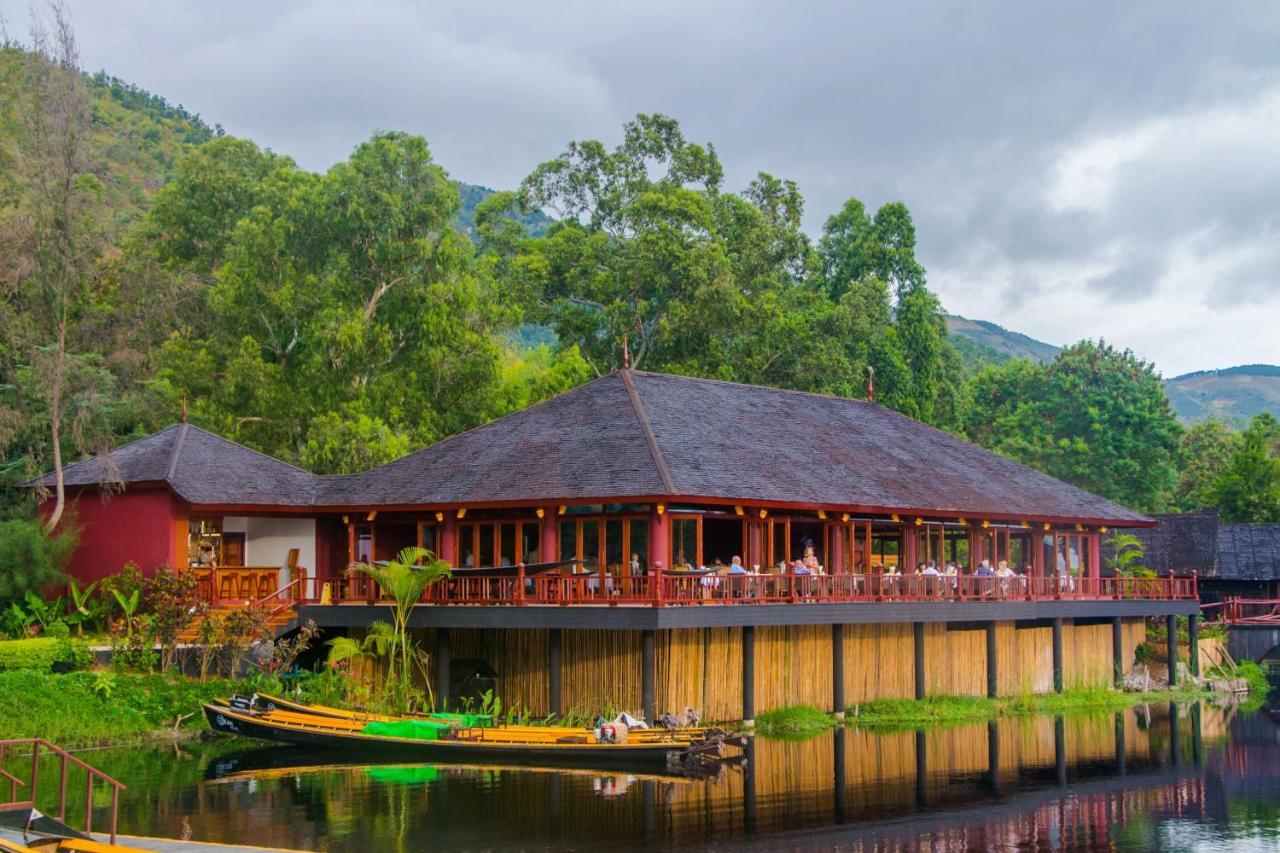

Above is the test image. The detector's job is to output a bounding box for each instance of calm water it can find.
[26,699,1280,851]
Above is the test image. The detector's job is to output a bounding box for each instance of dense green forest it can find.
[3,30,1278,578]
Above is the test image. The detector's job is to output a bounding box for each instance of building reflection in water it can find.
[73,700,1280,851]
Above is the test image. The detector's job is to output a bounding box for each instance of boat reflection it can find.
[144,700,1277,851]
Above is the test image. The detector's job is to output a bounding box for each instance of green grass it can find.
[755,704,838,738]
[0,670,238,748]
[836,685,1221,733]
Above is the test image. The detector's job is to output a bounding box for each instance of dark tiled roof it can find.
[1121,512,1220,575]
[628,371,1147,523]
[31,371,1153,523]
[30,423,315,507]
[319,370,1147,523]
[315,373,669,506]
[1216,524,1280,581]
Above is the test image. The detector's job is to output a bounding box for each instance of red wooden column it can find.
[747,520,763,570]
[831,524,845,574]
[440,515,458,567]
[649,506,670,571]
[1088,532,1102,582]
[903,523,918,571]
[540,509,558,565]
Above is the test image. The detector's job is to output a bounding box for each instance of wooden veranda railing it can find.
[193,567,313,605]
[0,738,127,843]
[1206,597,1280,625]
[321,569,1198,608]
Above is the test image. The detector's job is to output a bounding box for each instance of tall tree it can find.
[1172,419,1240,512]
[1208,413,1280,523]
[0,10,119,529]
[818,197,961,426]
[518,114,729,374]
[963,341,1182,511]
[149,132,520,471]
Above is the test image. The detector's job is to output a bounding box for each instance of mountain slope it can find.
[945,314,1061,369]
[1164,365,1280,424]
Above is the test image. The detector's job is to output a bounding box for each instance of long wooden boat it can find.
[203,703,726,771]
[243,694,729,744]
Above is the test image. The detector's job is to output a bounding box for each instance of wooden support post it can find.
[742,625,756,726]
[540,511,557,566]
[1188,613,1200,677]
[1112,616,1124,688]
[986,621,998,698]
[1054,716,1067,786]
[548,628,563,717]
[1114,711,1127,776]
[986,720,1000,794]
[914,730,927,807]
[440,517,458,567]
[1051,618,1064,694]
[913,622,926,700]
[649,506,670,571]
[642,629,656,724]
[1166,614,1178,687]
[832,623,846,719]
[435,627,451,712]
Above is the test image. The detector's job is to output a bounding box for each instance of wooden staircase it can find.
[175,603,299,645]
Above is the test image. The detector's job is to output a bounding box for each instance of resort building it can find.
[30,370,1199,720]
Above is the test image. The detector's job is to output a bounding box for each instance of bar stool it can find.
[237,572,256,600]
[217,571,238,602]
[258,573,277,598]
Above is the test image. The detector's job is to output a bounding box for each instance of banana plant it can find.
[67,579,98,636]
[112,588,141,640]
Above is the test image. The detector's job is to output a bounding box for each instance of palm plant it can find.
[351,547,450,702]
[1107,532,1153,578]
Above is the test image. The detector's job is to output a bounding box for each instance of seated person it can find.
[975,559,995,577]
[996,560,1015,578]
[727,556,748,575]
[802,545,821,572]
[921,563,940,577]
[792,559,811,576]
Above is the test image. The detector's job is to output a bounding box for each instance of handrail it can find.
[250,573,308,618]
[0,738,126,843]
[318,569,1198,608]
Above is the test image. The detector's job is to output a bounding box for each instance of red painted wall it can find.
[44,488,185,584]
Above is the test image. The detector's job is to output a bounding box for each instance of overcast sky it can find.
[7,1,1279,376]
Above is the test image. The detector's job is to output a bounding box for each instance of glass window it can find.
[521,523,540,564]
[478,524,495,568]
[582,520,600,570]
[672,518,698,569]
[605,519,624,573]
[559,520,577,562]
[499,523,516,566]
[630,519,649,572]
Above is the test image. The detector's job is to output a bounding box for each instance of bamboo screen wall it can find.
[404,618,1146,718]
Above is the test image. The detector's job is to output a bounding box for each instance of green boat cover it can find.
[362,720,449,740]
[365,765,440,784]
